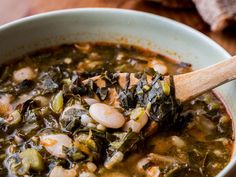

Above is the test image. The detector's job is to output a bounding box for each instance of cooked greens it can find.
[0,43,233,177]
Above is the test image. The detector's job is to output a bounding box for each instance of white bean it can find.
[104,151,124,169]
[87,123,97,128]
[148,59,167,75]
[0,94,12,104]
[97,124,106,131]
[13,67,36,83]
[171,136,186,148]
[81,114,93,126]
[49,166,78,177]
[0,94,12,115]
[123,120,141,133]
[116,52,125,61]
[89,52,101,60]
[40,134,72,158]
[123,110,148,133]
[213,150,223,157]
[89,103,125,129]
[87,162,97,172]
[14,135,24,145]
[64,58,72,64]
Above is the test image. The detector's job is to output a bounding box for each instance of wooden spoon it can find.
[83,56,236,102]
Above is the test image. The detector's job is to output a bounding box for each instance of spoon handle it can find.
[174,56,236,102]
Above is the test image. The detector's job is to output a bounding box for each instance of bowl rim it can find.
[0,8,231,59]
[0,8,234,177]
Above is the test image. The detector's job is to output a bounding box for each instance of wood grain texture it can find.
[0,0,235,54]
[174,55,236,102]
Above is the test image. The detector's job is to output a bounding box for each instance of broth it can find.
[0,43,233,177]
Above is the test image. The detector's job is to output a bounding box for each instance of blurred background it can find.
[0,0,235,55]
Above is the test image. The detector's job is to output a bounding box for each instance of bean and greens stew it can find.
[0,43,233,177]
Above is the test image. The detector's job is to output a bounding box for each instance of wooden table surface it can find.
[0,0,236,55]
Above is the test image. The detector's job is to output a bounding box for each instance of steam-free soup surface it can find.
[0,43,233,177]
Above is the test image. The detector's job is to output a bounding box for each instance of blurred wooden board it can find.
[0,0,235,55]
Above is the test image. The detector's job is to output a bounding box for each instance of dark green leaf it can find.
[96,87,108,101]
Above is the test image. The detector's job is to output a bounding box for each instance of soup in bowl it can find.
[0,8,235,177]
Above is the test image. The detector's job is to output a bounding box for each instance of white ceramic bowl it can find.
[0,8,235,177]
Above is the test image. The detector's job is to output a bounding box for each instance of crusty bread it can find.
[193,0,236,31]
